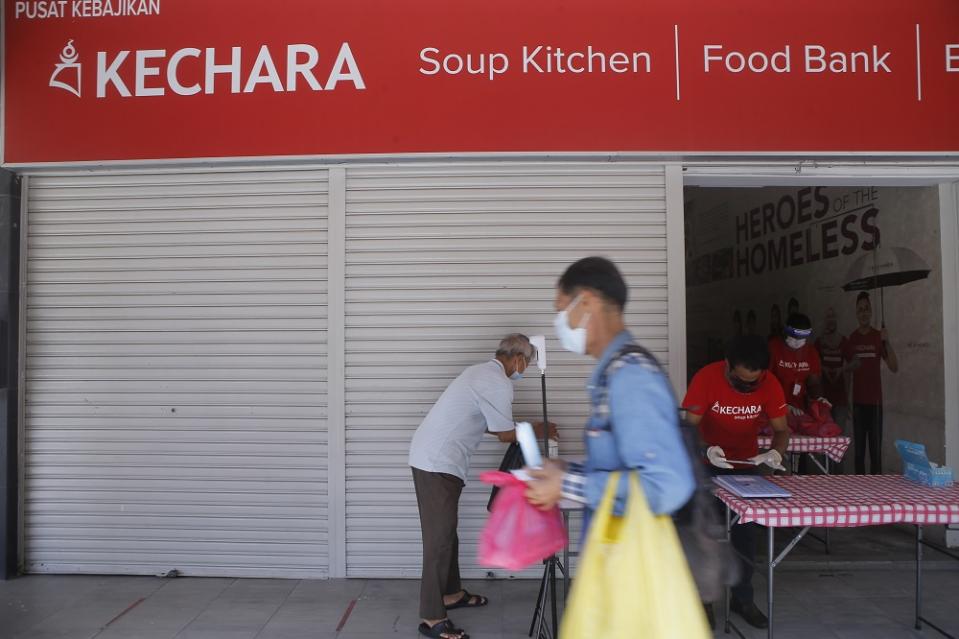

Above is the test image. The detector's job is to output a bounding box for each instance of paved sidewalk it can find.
[2,525,959,639]
[1,568,958,639]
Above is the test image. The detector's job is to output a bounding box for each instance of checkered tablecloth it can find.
[714,475,959,528]
[758,435,851,463]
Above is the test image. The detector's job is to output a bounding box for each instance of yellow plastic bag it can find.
[560,472,710,639]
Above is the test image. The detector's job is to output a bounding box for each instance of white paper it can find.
[515,421,543,468]
[510,469,534,482]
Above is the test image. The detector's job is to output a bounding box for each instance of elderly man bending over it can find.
[409,333,556,639]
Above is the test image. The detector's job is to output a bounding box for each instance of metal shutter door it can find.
[23,168,330,578]
[343,163,668,577]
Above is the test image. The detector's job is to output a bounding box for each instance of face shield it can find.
[784,325,812,349]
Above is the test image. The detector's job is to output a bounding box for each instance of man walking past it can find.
[524,256,694,531]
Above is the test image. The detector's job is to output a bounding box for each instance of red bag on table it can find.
[790,399,842,437]
[817,422,843,437]
[478,471,567,571]
[785,412,804,434]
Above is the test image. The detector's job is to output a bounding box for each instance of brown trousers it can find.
[412,467,464,619]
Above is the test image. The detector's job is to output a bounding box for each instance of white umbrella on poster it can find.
[841,246,932,325]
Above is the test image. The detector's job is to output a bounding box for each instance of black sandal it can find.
[418,619,469,639]
[445,590,489,610]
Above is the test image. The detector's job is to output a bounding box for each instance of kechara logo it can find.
[49,40,82,96]
[47,39,366,98]
[710,401,762,418]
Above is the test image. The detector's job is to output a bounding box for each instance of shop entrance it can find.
[682,182,946,477]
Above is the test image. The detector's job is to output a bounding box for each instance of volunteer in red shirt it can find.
[768,313,823,414]
[683,335,789,630]
[816,307,852,429]
[848,292,899,474]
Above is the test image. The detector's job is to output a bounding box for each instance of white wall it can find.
[684,185,945,472]
[940,181,959,547]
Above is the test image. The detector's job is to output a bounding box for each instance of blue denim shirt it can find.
[563,330,695,519]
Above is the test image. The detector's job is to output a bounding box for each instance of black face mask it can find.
[726,368,762,394]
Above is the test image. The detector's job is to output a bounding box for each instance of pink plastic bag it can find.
[477,471,567,570]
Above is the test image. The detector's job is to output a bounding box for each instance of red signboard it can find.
[4,0,959,163]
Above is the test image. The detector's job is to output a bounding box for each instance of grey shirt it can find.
[409,360,516,481]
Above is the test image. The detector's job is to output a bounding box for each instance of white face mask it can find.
[554,295,590,355]
[785,336,807,350]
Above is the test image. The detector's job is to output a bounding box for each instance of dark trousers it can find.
[412,467,464,620]
[853,404,883,475]
[713,467,758,605]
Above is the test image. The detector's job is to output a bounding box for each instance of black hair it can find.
[857,291,871,305]
[785,313,812,331]
[746,309,757,322]
[557,257,628,310]
[788,297,799,310]
[725,335,770,372]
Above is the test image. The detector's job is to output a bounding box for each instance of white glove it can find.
[706,446,733,469]
[816,397,833,408]
[788,405,805,417]
[749,449,786,471]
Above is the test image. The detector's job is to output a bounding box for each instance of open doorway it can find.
[682,183,945,477]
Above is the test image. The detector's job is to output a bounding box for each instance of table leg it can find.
[916,524,923,631]
[912,527,959,638]
[768,527,775,639]
[725,505,731,635]
[563,511,570,604]
[550,558,558,638]
[824,454,831,554]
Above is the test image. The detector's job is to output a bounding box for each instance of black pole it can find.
[541,372,549,457]
[873,243,886,330]
[0,170,21,580]
[539,370,559,639]
[880,285,886,328]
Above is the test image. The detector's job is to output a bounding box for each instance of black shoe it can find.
[731,600,768,629]
[703,603,716,630]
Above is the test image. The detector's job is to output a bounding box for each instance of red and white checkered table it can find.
[714,474,959,528]
[757,435,851,464]
[714,475,959,638]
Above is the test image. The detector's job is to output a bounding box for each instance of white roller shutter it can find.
[343,163,669,577]
[23,168,330,578]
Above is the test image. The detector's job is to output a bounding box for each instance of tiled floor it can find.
[1,569,957,639]
[2,525,958,639]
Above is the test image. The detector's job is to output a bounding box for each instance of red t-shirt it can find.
[816,335,851,407]
[683,361,788,464]
[768,336,822,408]
[848,327,884,405]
